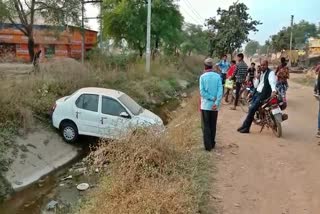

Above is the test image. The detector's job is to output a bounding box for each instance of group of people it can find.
[199,53,290,151]
[314,63,320,138]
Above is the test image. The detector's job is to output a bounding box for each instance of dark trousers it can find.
[221,73,227,94]
[234,82,242,107]
[201,110,218,151]
[221,73,227,85]
[242,94,262,130]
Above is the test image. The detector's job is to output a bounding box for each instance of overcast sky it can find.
[87,0,320,44]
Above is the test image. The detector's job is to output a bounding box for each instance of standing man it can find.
[200,58,223,151]
[32,50,42,74]
[230,53,248,110]
[216,54,230,86]
[237,60,277,133]
[316,66,320,138]
[247,62,256,85]
[314,62,320,96]
[276,57,290,98]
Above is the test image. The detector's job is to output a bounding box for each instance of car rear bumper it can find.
[52,113,60,129]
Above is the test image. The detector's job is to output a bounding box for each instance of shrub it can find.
[81,128,199,214]
[78,95,211,214]
[0,56,203,131]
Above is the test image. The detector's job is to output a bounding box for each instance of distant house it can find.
[0,23,97,62]
[309,38,320,57]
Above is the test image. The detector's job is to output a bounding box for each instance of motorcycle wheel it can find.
[240,99,249,113]
[239,90,250,113]
[272,118,282,138]
[253,112,260,125]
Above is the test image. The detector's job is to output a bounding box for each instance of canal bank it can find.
[0,89,192,214]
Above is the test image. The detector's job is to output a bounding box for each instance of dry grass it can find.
[291,69,316,87]
[78,94,214,214]
[82,130,195,214]
[0,55,203,132]
[0,55,207,205]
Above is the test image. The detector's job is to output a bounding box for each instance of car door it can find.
[74,93,100,136]
[99,96,132,139]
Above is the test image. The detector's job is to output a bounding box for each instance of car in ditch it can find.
[51,87,163,143]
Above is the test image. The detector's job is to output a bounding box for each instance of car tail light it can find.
[52,103,57,112]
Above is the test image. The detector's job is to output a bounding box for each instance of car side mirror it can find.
[120,112,130,119]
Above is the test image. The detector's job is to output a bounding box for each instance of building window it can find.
[45,45,55,58]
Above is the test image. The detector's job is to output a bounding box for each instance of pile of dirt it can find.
[306,68,316,78]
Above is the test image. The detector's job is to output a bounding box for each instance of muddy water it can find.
[0,139,97,214]
[1,172,100,214]
[0,97,183,214]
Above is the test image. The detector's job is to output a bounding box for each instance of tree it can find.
[245,40,260,56]
[0,1,8,22]
[103,0,183,57]
[1,0,81,62]
[259,40,270,55]
[181,23,208,56]
[206,2,261,57]
[151,0,183,55]
[270,20,319,52]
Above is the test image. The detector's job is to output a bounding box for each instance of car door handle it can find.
[76,111,81,119]
[101,117,107,124]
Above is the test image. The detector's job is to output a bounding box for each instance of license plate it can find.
[272,107,282,115]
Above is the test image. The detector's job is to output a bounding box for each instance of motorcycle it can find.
[253,95,288,138]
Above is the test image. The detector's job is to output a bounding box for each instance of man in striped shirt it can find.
[230,53,248,110]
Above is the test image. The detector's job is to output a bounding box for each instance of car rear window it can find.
[119,94,142,116]
[76,94,99,112]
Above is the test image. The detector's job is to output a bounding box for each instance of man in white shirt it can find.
[238,60,277,134]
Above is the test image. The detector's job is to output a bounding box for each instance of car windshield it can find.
[119,94,143,116]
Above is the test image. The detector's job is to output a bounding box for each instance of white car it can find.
[52,87,163,143]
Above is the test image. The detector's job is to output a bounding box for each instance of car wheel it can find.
[61,121,78,143]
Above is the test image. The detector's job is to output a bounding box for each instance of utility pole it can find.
[289,15,294,67]
[146,0,152,73]
[81,0,103,63]
[100,1,103,48]
[81,0,85,64]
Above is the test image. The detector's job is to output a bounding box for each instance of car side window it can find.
[76,94,99,112]
[102,97,127,116]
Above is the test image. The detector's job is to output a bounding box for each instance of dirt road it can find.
[213,75,320,214]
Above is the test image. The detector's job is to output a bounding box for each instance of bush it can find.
[0,56,203,131]
[87,49,139,71]
[81,128,198,214]
[78,95,211,214]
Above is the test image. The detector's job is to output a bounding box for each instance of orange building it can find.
[0,23,97,62]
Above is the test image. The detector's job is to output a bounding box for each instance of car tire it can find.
[61,121,78,143]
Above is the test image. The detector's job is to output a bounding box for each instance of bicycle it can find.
[222,82,252,113]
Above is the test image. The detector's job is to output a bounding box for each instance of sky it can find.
[87,0,320,45]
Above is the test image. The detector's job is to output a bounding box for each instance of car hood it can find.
[138,109,163,125]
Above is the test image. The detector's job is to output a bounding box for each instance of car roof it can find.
[77,87,124,98]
